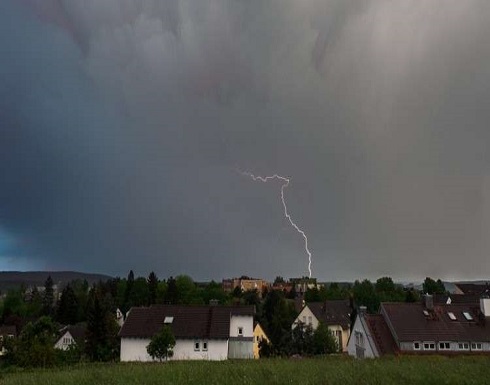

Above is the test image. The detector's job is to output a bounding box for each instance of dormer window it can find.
[462,312,473,321]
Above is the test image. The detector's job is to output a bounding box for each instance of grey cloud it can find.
[1,0,490,281]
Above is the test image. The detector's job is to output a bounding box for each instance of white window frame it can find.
[202,341,208,351]
[458,342,469,351]
[447,312,456,320]
[462,312,473,321]
[438,342,451,350]
[238,327,243,336]
[413,342,421,350]
[194,341,200,351]
[423,342,436,350]
[471,342,482,351]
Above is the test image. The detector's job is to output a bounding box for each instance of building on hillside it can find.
[222,277,270,296]
[54,324,86,351]
[0,325,17,356]
[292,300,352,352]
[454,283,489,296]
[119,304,255,361]
[253,322,270,359]
[348,293,490,358]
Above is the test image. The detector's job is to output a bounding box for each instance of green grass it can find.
[1,356,489,385]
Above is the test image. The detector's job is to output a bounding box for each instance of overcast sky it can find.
[1,0,490,282]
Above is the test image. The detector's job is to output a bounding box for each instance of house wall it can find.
[347,316,378,359]
[253,324,270,359]
[54,331,74,351]
[292,306,318,329]
[328,324,349,353]
[400,340,490,353]
[120,338,229,361]
[230,315,254,338]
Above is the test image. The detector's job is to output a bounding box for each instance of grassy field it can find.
[1,356,489,385]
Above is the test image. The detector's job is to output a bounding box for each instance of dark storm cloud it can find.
[1,0,490,281]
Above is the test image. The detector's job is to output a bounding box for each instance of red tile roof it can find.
[381,302,490,343]
[119,305,255,339]
[365,314,397,355]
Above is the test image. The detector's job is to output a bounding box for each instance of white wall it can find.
[229,315,254,337]
[54,331,74,351]
[120,338,229,362]
[347,316,378,358]
[292,306,318,329]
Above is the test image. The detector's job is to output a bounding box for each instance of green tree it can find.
[11,316,58,367]
[148,272,159,305]
[165,276,178,304]
[85,288,119,361]
[353,279,379,313]
[42,276,55,316]
[313,322,338,354]
[146,325,176,362]
[423,277,446,294]
[57,285,79,325]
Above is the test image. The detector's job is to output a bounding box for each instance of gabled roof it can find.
[58,324,86,343]
[381,302,490,342]
[119,305,255,339]
[307,300,351,329]
[364,314,397,355]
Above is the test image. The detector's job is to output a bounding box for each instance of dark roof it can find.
[365,314,397,355]
[381,302,490,343]
[308,300,351,329]
[455,283,489,295]
[433,294,481,305]
[58,325,86,343]
[0,325,17,337]
[119,305,255,339]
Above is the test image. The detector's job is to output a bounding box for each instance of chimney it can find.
[359,306,367,316]
[424,294,434,310]
[480,291,490,317]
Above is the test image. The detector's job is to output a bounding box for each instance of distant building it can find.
[119,304,255,361]
[222,277,270,296]
[290,277,323,294]
[54,325,86,351]
[0,325,17,356]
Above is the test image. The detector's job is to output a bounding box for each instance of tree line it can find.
[0,272,446,366]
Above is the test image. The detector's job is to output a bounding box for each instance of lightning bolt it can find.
[239,171,313,278]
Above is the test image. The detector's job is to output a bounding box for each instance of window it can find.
[202,341,208,351]
[458,342,469,350]
[164,316,174,324]
[413,342,421,350]
[462,312,473,321]
[355,331,364,348]
[194,341,200,351]
[307,316,312,325]
[302,316,306,324]
[438,342,450,350]
[471,342,482,351]
[423,310,429,316]
[447,312,456,320]
[238,327,243,336]
[423,342,435,350]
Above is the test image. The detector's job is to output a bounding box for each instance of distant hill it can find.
[0,271,113,292]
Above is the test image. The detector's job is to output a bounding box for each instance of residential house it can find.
[292,300,351,352]
[0,325,17,356]
[253,322,270,359]
[119,304,255,361]
[54,325,86,351]
[348,293,490,358]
